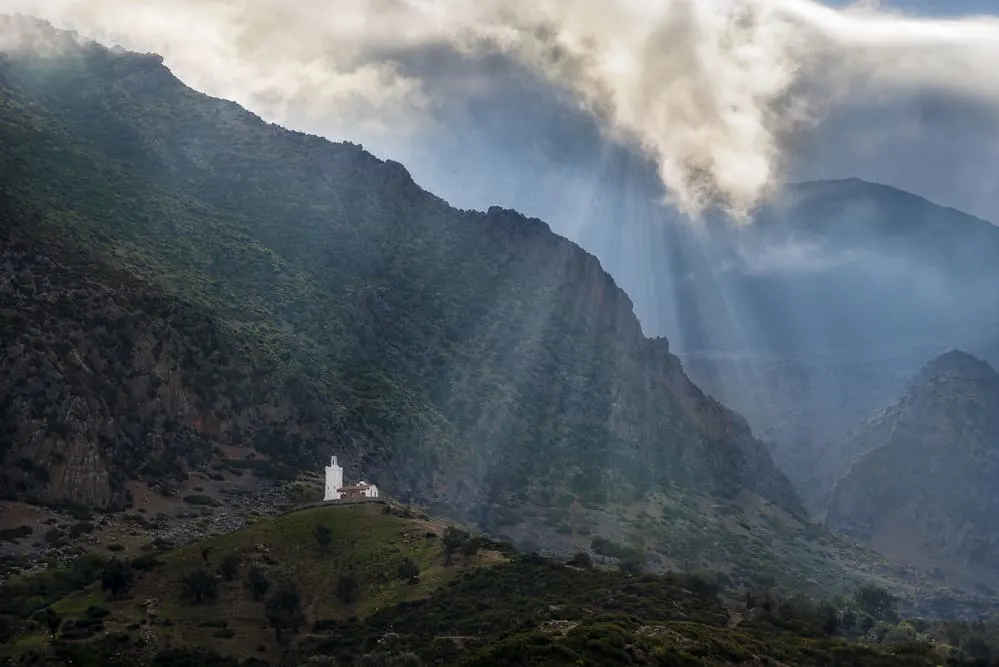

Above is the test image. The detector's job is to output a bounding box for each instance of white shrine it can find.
[324,455,379,501]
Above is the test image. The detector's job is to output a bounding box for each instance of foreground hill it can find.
[1,501,986,666]
[827,351,999,587]
[0,16,800,523]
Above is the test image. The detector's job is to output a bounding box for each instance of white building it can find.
[324,456,344,501]
[356,481,379,498]
[338,481,379,499]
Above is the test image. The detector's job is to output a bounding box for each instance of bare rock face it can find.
[0,240,321,509]
[827,351,999,584]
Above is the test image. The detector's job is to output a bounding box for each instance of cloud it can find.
[4,0,999,220]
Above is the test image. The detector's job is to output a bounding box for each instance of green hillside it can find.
[0,15,800,521]
[1,502,510,660]
[1,502,988,666]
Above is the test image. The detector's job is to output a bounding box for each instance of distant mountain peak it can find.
[915,349,998,385]
[826,348,999,582]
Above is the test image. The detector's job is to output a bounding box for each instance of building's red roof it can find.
[338,483,373,492]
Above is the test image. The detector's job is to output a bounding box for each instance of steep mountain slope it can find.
[677,180,999,516]
[826,351,999,586]
[0,18,800,523]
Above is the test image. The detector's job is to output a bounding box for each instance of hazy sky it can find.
[7,0,999,224]
[3,0,997,352]
[864,1,997,15]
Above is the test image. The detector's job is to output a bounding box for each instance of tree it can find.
[568,552,592,569]
[397,557,420,584]
[100,559,135,599]
[854,585,899,623]
[218,554,240,582]
[818,601,840,636]
[315,524,333,550]
[265,584,304,643]
[619,556,645,576]
[43,607,61,639]
[182,569,219,604]
[461,537,481,559]
[442,527,468,566]
[246,566,271,601]
[337,568,361,605]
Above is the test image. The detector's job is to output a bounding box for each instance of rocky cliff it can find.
[0,17,801,522]
[826,351,999,585]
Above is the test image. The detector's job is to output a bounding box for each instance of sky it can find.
[5,0,999,224]
[857,1,997,15]
[3,0,998,371]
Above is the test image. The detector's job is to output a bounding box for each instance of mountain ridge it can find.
[0,15,802,523]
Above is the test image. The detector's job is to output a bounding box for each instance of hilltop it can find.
[0,501,987,666]
[827,351,999,588]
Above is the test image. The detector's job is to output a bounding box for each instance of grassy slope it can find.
[9,502,507,661]
[3,503,949,667]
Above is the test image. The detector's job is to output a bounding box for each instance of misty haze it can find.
[0,1,998,665]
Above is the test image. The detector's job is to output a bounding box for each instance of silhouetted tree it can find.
[619,557,645,576]
[182,569,219,604]
[854,585,899,623]
[442,527,468,566]
[246,566,270,601]
[818,601,840,636]
[315,524,333,550]
[43,607,61,639]
[218,554,240,582]
[461,537,481,559]
[100,559,135,599]
[337,568,361,605]
[397,557,420,584]
[265,584,304,642]
[568,552,592,569]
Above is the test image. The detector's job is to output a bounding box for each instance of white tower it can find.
[324,456,344,501]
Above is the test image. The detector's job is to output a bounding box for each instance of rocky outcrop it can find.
[0,236,329,509]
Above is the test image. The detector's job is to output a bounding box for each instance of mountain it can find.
[826,351,999,587]
[11,17,999,617]
[354,55,999,520]
[0,18,802,533]
[674,180,999,516]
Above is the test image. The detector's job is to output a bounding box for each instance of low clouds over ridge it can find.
[5,0,999,220]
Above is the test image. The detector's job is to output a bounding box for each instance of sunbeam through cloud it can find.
[6,0,999,220]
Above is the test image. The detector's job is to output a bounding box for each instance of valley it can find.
[1,14,999,667]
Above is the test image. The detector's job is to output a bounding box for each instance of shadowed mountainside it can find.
[0,17,799,523]
[827,351,999,587]
[678,179,999,515]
